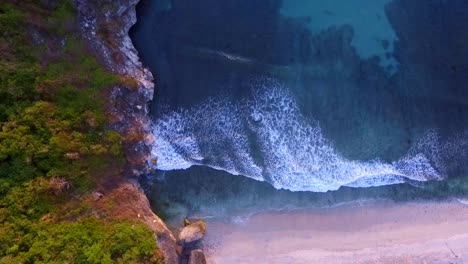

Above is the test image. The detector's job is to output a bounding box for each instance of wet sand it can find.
[203,200,468,263]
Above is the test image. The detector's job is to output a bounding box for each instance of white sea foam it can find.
[456,198,468,206]
[193,47,254,64]
[151,97,264,180]
[150,80,466,192]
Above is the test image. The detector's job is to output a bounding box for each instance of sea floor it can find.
[202,200,468,263]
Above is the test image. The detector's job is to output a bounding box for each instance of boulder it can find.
[179,220,207,244]
[189,250,207,264]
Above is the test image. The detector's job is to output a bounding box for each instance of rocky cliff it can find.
[74,0,154,176]
[72,0,178,263]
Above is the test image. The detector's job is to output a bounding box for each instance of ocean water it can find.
[130,0,468,217]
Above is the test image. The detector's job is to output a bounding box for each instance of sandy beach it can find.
[203,200,468,263]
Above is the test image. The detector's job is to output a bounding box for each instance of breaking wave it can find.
[150,80,468,192]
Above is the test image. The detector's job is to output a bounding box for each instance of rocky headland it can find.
[70,0,209,263]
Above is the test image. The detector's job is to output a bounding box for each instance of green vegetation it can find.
[0,1,161,263]
[1,214,159,264]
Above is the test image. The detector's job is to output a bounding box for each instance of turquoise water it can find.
[144,165,468,222]
[281,0,398,70]
[130,0,468,216]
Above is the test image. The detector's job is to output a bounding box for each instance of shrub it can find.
[0,1,161,263]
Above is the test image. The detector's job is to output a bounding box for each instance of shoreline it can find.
[203,200,468,263]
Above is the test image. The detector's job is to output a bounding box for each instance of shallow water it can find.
[130,0,468,217]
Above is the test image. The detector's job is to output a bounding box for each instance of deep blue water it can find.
[130,0,468,217]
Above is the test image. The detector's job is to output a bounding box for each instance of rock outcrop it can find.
[93,179,179,264]
[73,0,154,177]
[123,180,179,264]
[178,220,208,264]
[189,250,207,264]
[179,220,207,244]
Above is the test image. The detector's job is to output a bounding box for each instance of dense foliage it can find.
[0,1,161,263]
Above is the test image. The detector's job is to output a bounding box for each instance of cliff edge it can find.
[72,0,178,263]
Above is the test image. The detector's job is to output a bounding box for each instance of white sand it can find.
[203,200,468,263]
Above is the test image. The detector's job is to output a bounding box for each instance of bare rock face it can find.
[73,0,154,177]
[189,250,207,264]
[179,220,207,244]
[127,180,179,264]
[94,179,179,264]
[73,0,153,87]
[70,1,178,263]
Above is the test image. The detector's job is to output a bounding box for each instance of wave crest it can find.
[150,80,465,192]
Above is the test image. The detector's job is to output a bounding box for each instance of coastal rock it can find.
[179,220,207,244]
[73,0,154,176]
[189,250,207,264]
[71,0,178,262]
[127,179,179,264]
[94,179,179,264]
